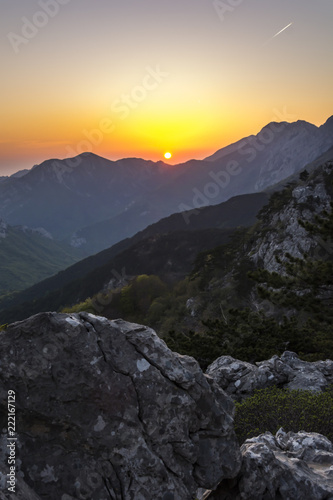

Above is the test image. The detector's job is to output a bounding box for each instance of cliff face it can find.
[0,312,241,500]
[250,161,333,273]
[191,160,333,312]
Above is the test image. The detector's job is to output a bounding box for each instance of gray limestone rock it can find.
[206,429,333,499]
[206,351,333,401]
[250,168,332,274]
[0,312,241,500]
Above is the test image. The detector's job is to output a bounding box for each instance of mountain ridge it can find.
[0,191,268,322]
[0,116,332,255]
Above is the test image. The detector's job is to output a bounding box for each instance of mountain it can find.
[17,152,330,368]
[71,191,268,254]
[161,155,333,366]
[10,168,30,178]
[0,168,30,183]
[0,117,332,256]
[68,116,333,253]
[0,191,268,322]
[0,218,81,297]
[0,153,177,241]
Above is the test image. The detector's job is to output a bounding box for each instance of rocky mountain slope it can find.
[185,156,333,325]
[3,153,332,344]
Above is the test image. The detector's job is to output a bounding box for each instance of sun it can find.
[164,152,172,160]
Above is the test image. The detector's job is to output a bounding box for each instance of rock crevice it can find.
[0,312,241,500]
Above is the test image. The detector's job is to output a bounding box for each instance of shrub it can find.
[234,386,333,444]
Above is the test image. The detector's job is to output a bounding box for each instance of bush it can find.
[234,386,333,444]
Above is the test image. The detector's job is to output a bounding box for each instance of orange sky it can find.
[1,0,333,174]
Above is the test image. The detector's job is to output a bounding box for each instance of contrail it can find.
[272,22,293,39]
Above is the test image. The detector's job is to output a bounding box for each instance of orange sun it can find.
[164,152,172,159]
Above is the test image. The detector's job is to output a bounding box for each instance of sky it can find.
[1,0,333,175]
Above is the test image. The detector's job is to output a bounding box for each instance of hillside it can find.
[0,220,81,297]
[39,156,333,369]
[161,157,333,366]
[0,191,268,322]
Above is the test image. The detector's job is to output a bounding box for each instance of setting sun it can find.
[164,152,172,159]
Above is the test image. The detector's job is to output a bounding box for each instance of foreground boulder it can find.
[206,351,333,401]
[0,312,241,500]
[207,429,333,499]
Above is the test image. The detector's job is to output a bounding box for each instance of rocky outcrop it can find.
[250,162,332,273]
[207,429,333,499]
[0,312,241,500]
[206,351,333,401]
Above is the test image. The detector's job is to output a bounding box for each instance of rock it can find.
[0,462,42,499]
[186,297,201,318]
[250,165,332,274]
[0,312,241,500]
[207,429,333,499]
[206,351,333,401]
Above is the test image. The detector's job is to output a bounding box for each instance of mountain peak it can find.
[323,115,333,125]
[320,115,333,133]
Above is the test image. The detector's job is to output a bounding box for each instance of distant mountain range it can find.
[0,168,29,183]
[2,147,332,330]
[0,116,332,256]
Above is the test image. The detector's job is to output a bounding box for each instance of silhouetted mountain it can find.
[0,153,175,240]
[72,117,333,253]
[0,117,332,256]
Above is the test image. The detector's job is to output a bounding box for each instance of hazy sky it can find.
[1,0,332,174]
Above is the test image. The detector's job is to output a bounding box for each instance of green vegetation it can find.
[234,386,333,444]
[4,163,332,387]
[164,179,333,367]
[0,226,80,296]
[62,274,199,332]
[61,193,333,370]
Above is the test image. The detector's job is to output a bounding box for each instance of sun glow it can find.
[164,152,172,159]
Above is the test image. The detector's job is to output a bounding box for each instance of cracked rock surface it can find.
[206,429,333,499]
[206,351,333,401]
[0,312,241,500]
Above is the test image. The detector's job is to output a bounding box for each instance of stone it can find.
[207,429,333,499]
[206,351,333,401]
[0,312,241,500]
